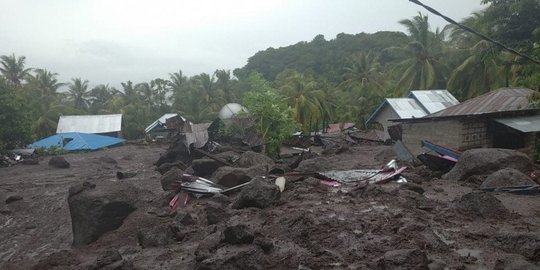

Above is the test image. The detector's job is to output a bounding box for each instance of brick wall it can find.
[401,119,464,156]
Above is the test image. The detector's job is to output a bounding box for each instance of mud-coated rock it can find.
[160,167,182,191]
[205,201,229,225]
[21,158,39,165]
[94,249,122,268]
[494,253,539,270]
[156,160,187,175]
[138,223,183,248]
[222,223,254,245]
[399,182,425,194]
[175,211,196,226]
[5,195,22,204]
[192,158,223,176]
[68,181,138,246]
[195,232,221,262]
[232,178,280,209]
[454,192,509,219]
[48,156,70,169]
[444,148,533,181]
[377,248,428,270]
[493,232,540,261]
[211,165,266,188]
[481,168,537,189]
[235,151,274,168]
[31,250,81,270]
[198,245,261,270]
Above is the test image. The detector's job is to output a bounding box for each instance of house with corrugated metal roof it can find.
[391,88,540,156]
[56,114,122,137]
[365,90,459,140]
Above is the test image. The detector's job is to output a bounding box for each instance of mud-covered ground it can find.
[1,144,539,269]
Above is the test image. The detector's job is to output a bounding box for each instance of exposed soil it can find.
[1,144,540,269]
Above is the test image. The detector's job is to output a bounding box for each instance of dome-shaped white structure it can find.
[218,103,248,120]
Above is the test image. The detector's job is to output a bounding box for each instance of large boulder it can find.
[444,148,533,181]
[235,151,274,168]
[191,159,223,176]
[211,165,267,188]
[68,181,139,246]
[232,178,280,209]
[160,167,182,191]
[453,192,510,219]
[48,156,70,169]
[31,250,81,270]
[481,168,537,189]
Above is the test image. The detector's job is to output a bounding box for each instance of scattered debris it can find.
[317,160,407,184]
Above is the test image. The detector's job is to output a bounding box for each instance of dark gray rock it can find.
[68,181,138,246]
[254,237,274,253]
[138,223,183,248]
[5,195,22,204]
[21,158,39,165]
[175,211,196,226]
[156,160,187,175]
[95,249,122,268]
[198,245,261,270]
[211,165,266,188]
[232,178,280,209]
[31,250,80,270]
[205,201,229,225]
[160,167,182,191]
[481,168,537,189]
[444,148,533,181]
[222,223,254,245]
[48,156,70,169]
[454,192,510,219]
[493,232,540,261]
[377,248,428,270]
[493,254,540,270]
[235,151,274,168]
[195,232,221,262]
[191,158,223,176]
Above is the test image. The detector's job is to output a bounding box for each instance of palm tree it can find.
[214,69,234,102]
[279,72,325,132]
[0,54,32,87]
[391,13,448,94]
[447,40,507,99]
[89,84,116,114]
[67,78,90,110]
[25,69,65,97]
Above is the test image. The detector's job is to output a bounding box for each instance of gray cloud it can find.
[0,0,484,87]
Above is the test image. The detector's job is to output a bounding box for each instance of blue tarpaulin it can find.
[30,132,125,151]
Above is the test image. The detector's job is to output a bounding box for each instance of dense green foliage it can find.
[1,1,539,153]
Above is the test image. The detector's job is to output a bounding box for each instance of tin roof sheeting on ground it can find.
[408,90,460,114]
[494,115,540,133]
[427,88,534,118]
[57,114,122,134]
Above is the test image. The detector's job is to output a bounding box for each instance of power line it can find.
[409,0,540,66]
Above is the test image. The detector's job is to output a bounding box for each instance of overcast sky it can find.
[1,0,484,87]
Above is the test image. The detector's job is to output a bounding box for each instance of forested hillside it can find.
[1,0,540,153]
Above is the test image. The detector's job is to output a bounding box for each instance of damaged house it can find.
[391,88,540,156]
[365,90,459,140]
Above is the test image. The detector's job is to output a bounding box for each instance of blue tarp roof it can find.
[30,132,125,151]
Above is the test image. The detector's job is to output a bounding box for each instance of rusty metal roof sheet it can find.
[494,115,540,133]
[427,88,534,117]
[408,90,460,114]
